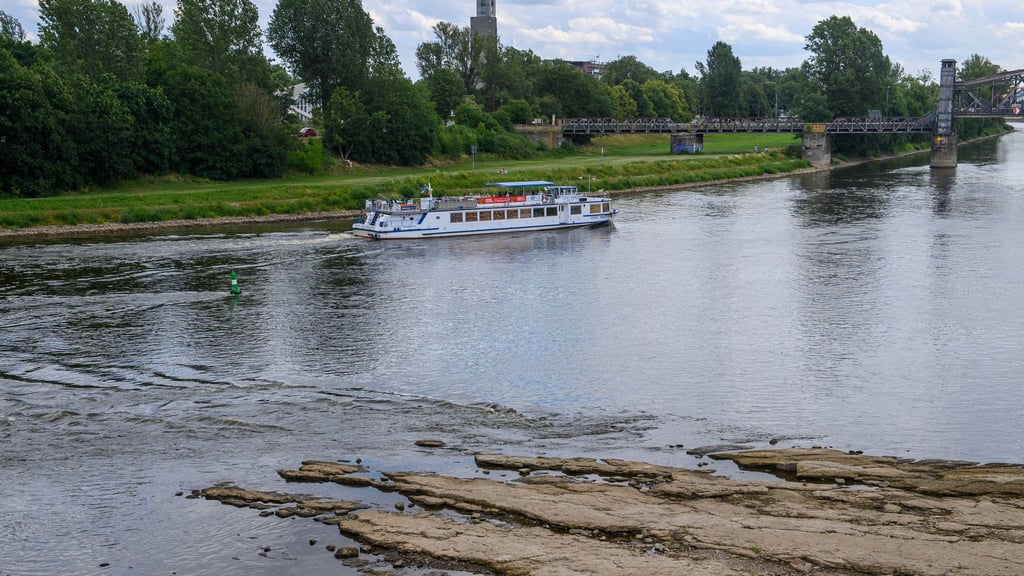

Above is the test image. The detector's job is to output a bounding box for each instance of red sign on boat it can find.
[478,195,527,204]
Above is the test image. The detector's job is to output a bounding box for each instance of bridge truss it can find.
[953,68,1024,117]
[560,116,936,136]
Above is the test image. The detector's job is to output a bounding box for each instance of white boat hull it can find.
[352,182,617,240]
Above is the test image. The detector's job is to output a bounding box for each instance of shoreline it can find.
[0,134,1003,241]
[0,167,827,241]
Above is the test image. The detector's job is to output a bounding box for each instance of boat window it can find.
[571,205,581,215]
[450,212,463,223]
[506,209,519,220]
[466,211,478,222]
[520,209,532,219]
[603,203,610,213]
[493,210,506,220]
[532,208,545,218]
[546,207,557,217]
[480,210,492,221]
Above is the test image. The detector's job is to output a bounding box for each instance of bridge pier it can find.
[930,134,957,168]
[801,124,831,169]
[931,59,958,169]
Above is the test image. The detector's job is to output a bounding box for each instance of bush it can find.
[288,138,329,174]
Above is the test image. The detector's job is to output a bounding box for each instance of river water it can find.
[2,133,1023,575]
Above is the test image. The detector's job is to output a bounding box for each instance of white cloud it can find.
[2,0,1018,81]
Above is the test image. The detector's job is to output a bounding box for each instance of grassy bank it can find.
[0,133,805,230]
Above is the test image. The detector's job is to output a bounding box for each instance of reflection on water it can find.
[2,133,1024,575]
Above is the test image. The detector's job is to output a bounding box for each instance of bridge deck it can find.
[561,116,937,136]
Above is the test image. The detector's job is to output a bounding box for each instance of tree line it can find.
[0,1,1008,198]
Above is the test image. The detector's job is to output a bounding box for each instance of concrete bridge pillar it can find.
[931,59,958,168]
[930,134,958,168]
[801,124,830,169]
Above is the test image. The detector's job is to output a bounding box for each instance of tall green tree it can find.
[39,0,145,82]
[801,16,891,118]
[642,79,689,120]
[534,60,614,118]
[0,51,78,196]
[696,41,743,117]
[132,1,165,44]
[601,55,661,86]
[414,21,480,94]
[171,0,265,85]
[421,67,465,120]
[268,0,390,111]
[0,10,25,42]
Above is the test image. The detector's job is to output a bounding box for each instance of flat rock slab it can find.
[712,448,1024,496]
[197,449,1024,576]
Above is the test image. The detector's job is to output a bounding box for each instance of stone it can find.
[334,546,359,559]
[415,439,446,448]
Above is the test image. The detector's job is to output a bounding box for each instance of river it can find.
[2,132,1023,575]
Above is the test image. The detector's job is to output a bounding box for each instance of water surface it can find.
[2,133,1023,575]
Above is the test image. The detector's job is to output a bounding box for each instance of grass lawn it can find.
[0,133,806,230]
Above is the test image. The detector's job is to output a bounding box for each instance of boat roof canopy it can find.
[484,180,555,189]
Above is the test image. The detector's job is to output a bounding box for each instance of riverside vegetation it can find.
[0,133,808,233]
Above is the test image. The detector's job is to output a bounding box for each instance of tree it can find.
[802,16,891,118]
[361,77,438,165]
[268,0,387,111]
[697,41,743,117]
[171,0,264,85]
[147,41,248,179]
[610,84,637,119]
[322,86,363,161]
[534,61,614,118]
[421,68,465,121]
[414,21,480,94]
[133,1,165,44]
[601,55,661,86]
[0,10,25,43]
[498,99,532,124]
[0,51,79,196]
[641,80,688,120]
[619,79,651,117]
[39,0,145,82]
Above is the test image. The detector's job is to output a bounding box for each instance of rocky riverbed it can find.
[194,448,1024,575]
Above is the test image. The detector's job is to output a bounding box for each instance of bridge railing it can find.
[561,117,677,134]
[826,116,935,133]
[561,116,937,135]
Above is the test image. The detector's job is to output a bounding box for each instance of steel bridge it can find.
[559,60,1024,168]
[560,116,939,136]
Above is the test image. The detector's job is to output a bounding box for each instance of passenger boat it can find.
[351,180,617,239]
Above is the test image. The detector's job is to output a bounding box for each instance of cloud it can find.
[3,0,1019,81]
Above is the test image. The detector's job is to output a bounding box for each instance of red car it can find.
[299,127,318,137]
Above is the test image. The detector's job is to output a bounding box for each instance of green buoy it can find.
[230,270,241,295]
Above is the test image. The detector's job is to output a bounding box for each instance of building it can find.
[288,84,315,123]
[471,0,497,38]
[566,60,605,79]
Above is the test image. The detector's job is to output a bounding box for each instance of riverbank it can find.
[0,166,814,241]
[0,129,1008,241]
[197,447,1024,576]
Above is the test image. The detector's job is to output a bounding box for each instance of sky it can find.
[6,0,1024,82]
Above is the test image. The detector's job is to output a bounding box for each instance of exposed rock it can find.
[197,449,1024,576]
[415,440,446,448]
[333,546,359,559]
[712,448,1024,496]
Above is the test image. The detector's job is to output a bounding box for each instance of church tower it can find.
[471,0,497,38]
